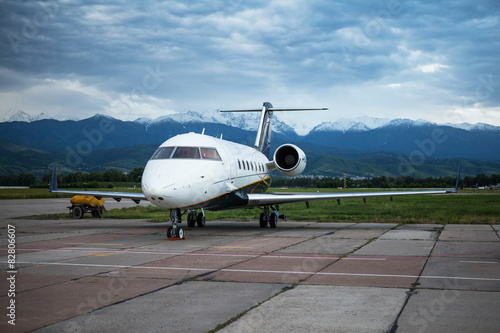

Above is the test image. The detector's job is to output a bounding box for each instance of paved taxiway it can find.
[0,198,499,332]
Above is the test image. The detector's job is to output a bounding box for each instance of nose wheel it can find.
[167,224,184,239]
[168,208,185,239]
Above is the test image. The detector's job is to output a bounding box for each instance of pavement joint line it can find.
[212,245,255,249]
[302,235,377,283]
[3,247,498,260]
[10,261,213,272]
[2,246,342,259]
[389,225,443,332]
[431,251,500,257]
[459,260,498,264]
[7,261,500,282]
[342,257,386,261]
[64,243,125,245]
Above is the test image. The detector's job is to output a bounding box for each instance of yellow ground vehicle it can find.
[69,195,105,219]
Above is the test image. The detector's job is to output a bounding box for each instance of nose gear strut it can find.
[167,208,185,239]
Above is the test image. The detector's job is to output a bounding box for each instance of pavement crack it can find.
[387,227,443,332]
[208,284,294,332]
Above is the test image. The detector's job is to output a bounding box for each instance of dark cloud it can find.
[0,0,498,126]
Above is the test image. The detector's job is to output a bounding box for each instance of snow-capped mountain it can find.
[136,111,394,135]
[378,118,436,128]
[311,116,391,133]
[3,108,499,136]
[310,117,500,134]
[1,109,77,122]
[445,122,500,131]
[1,109,499,169]
[133,109,295,134]
[2,109,33,122]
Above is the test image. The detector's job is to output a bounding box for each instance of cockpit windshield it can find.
[172,147,200,159]
[150,147,222,161]
[200,148,221,160]
[150,147,175,160]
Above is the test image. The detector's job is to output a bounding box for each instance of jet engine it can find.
[273,144,306,177]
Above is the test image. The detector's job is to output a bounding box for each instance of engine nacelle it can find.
[273,144,307,177]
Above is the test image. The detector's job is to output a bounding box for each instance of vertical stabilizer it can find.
[254,102,273,154]
[219,102,328,157]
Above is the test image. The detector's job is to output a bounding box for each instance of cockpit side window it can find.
[172,147,201,159]
[151,147,175,160]
[200,147,222,160]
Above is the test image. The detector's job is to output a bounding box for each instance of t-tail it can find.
[220,102,328,157]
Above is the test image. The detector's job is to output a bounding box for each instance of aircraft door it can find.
[219,144,237,192]
[227,152,237,189]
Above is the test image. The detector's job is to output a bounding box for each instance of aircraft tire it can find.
[197,213,205,227]
[177,227,184,239]
[72,205,84,219]
[167,226,184,239]
[187,212,196,227]
[259,213,267,228]
[269,214,277,228]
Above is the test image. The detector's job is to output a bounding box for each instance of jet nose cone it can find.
[143,181,194,208]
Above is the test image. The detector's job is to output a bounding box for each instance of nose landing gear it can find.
[168,208,206,239]
[167,208,185,239]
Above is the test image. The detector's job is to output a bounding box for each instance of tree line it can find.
[43,168,145,184]
[0,168,499,189]
[0,168,144,187]
[0,173,37,186]
[272,174,500,189]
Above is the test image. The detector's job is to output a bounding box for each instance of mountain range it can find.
[1,108,77,123]
[0,109,499,179]
[3,108,497,134]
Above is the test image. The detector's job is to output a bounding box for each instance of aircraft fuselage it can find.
[141,132,271,211]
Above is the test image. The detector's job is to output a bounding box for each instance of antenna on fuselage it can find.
[220,102,328,156]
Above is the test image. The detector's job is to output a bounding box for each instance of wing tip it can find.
[48,164,58,192]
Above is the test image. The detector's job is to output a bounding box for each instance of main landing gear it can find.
[187,210,206,228]
[167,208,206,239]
[167,206,285,239]
[259,205,286,228]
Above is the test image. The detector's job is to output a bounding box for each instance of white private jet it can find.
[49,102,460,239]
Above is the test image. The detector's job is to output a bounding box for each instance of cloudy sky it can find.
[1,0,499,130]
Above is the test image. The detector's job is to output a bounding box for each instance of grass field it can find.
[0,187,142,200]
[4,187,498,224]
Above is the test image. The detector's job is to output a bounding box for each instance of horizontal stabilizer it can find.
[220,102,328,153]
[220,107,328,113]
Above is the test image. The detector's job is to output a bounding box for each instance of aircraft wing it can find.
[245,164,461,208]
[48,167,147,203]
[245,189,457,208]
[48,188,147,203]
